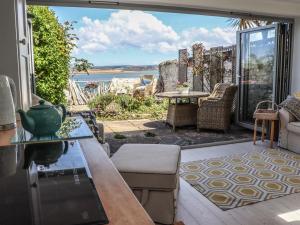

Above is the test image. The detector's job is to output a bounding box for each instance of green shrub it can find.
[28,6,76,104]
[144,96,155,107]
[88,94,168,120]
[116,95,142,111]
[88,94,116,112]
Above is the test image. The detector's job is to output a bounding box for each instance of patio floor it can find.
[101,119,253,154]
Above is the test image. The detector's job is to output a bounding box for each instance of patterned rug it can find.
[180,148,300,210]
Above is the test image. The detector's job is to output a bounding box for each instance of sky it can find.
[51,7,237,66]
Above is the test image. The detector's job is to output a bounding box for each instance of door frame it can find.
[235,24,279,130]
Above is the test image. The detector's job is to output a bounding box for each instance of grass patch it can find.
[114,133,127,139]
[88,94,168,121]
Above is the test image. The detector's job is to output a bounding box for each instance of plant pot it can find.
[177,87,189,94]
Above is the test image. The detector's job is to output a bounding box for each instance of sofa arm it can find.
[279,108,296,129]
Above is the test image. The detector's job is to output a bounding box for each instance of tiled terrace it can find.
[101,119,253,154]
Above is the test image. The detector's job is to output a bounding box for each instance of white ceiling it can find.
[123,0,300,18]
[28,0,300,19]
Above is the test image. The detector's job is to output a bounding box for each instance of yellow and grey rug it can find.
[180,148,300,210]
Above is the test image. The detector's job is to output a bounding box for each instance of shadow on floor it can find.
[102,119,253,155]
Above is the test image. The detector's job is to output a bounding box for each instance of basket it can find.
[253,101,279,120]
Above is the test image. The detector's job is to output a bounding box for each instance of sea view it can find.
[72,70,159,83]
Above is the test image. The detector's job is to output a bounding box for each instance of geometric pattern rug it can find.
[180,148,300,210]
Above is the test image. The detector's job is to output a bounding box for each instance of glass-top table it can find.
[11,117,93,144]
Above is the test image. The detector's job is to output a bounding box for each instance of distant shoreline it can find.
[75,69,157,75]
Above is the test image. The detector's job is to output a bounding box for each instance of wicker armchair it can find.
[197,83,237,132]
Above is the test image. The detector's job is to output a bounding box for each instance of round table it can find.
[156,91,210,131]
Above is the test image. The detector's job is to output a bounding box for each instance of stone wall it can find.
[178,49,188,83]
[157,45,236,93]
[156,60,178,92]
[191,44,236,92]
[201,45,236,92]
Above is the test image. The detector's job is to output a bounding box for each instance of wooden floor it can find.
[176,141,300,225]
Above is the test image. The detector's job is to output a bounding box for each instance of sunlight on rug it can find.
[180,148,300,210]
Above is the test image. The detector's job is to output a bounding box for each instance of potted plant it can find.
[176,81,190,94]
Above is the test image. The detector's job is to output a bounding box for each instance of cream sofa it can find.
[279,108,300,153]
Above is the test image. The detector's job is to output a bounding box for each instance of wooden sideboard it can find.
[0,128,155,225]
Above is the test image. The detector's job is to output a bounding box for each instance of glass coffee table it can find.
[11,116,93,144]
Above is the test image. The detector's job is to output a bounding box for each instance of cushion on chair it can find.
[210,83,231,98]
[111,144,181,189]
[287,122,300,134]
[280,95,300,120]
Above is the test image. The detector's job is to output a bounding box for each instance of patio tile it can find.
[128,119,161,130]
[101,119,253,155]
[105,121,139,133]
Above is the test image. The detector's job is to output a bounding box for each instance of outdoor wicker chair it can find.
[197,83,238,132]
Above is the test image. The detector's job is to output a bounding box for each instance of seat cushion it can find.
[280,95,300,120]
[111,144,181,189]
[287,122,300,134]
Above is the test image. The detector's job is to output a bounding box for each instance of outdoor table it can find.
[156,91,210,131]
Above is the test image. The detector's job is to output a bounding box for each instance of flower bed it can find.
[88,94,168,120]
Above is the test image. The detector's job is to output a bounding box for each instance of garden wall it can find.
[157,60,178,92]
[157,45,236,93]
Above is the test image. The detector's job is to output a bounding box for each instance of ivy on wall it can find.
[28,6,76,104]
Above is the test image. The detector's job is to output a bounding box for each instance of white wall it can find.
[292,18,300,94]
[0,0,31,110]
[0,0,20,105]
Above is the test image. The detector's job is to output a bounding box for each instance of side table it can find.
[253,101,279,148]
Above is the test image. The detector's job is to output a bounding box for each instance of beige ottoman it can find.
[111,144,181,225]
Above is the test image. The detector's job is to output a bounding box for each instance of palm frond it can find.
[227,18,273,30]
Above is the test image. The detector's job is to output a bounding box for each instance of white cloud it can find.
[179,27,236,49]
[75,10,236,55]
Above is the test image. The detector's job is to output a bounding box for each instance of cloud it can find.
[179,27,236,49]
[75,10,236,55]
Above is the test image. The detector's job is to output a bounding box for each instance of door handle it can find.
[19,38,26,45]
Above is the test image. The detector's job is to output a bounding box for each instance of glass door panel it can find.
[238,26,277,127]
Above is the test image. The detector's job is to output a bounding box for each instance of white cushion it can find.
[111,144,181,189]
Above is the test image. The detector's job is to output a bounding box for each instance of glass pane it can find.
[239,28,276,124]
[11,117,93,144]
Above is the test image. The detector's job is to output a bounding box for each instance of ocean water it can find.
[72,70,159,82]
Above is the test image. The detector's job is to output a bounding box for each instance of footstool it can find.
[111,144,181,225]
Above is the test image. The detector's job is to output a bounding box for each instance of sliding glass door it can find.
[236,24,292,129]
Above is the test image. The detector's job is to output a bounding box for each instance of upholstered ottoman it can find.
[111,144,181,225]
